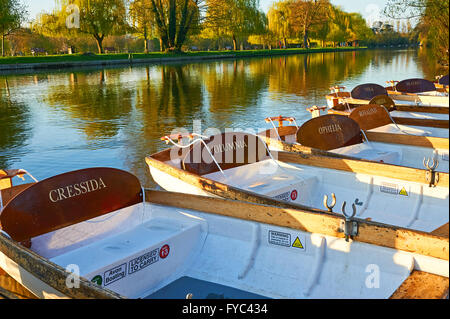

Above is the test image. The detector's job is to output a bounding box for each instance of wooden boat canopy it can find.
[396,78,438,93]
[368,95,396,111]
[0,168,143,243]
[181,132,270,175]
[296,114,362,151]
[351,83,388,100]
[438,74,449,86]
[348,104,393,131]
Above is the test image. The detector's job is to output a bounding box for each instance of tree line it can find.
[0,0,446,61]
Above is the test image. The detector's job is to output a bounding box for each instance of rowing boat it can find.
[261,113,449,173]
[2,168,447,299]
[434,74,449,92]
[323,85,449,129]
[346,104,449,139]
[386,78,449,107]
[146,131,449,233]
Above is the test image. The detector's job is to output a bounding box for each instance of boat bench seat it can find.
[48,210,204,297]
[205,160,318,203]
[331,143,401,164]
[368,124,431,136]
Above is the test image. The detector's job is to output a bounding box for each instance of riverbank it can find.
[0,47,367,72]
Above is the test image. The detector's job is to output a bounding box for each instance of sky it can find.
[25,0,389,24]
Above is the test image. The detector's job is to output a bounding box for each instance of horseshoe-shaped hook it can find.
[341,201,358,242]
[341,201,357,220]
[423,157,439,171]
[323,193,337,212]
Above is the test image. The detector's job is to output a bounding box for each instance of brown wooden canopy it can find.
[0,168,143,243]
[297,114,363,151]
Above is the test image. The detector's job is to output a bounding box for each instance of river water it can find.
[0,49,445,187]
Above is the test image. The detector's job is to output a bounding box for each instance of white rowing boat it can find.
[146,131,449,233]
[386,78,449,107]
[323,85,449,129]
[347,104,449,139]
[2,168,447,299]
[262,113,449,173]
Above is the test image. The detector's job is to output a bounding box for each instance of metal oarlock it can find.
[339,201,358,242]
[423,157,440,187]
[323,193,337,212]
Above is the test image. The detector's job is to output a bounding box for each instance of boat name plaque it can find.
[48,177,107,203]
[318,123,342,135]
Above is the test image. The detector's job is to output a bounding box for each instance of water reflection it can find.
[0,49,440,187]
[0,78,32,168]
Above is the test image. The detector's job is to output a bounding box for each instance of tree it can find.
[149,0,202,52]
[204,0,264,51]
[267,1,293,48]
[384,0,449,64]
[0,0,28,56]
[129,0,154,53]
[35,0,129,54]
[288,0,330,48]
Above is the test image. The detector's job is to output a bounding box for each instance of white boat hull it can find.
[148,160,449,233]
[2,201,448,299]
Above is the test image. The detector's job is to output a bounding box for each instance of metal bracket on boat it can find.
[339,201,358,242]
[160,133,202,145]
[386,80,399,91]
[423,157,440,187]
[323,193,337,212]
[330,86,346,93]
[265,116,297,127]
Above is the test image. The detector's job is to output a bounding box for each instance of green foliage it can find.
[384,0,449,64]
[203,0,265,50]
[0,0,28,56]
[34,0,129,54]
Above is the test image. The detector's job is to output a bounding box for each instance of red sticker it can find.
[160,244,170,259]
[290,190,298,201]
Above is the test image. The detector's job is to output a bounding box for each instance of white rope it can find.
[360,129,374,148]
[164,136,227,178]
[0,229,11,239]
[381,105,418,136]
[267,118,283,141]
[266,117,299,142]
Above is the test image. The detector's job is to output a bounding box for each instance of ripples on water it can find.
[0,49,444,187]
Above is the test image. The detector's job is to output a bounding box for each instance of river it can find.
[0,48,445,188]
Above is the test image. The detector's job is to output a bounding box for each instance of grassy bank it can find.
[0,47,366,69]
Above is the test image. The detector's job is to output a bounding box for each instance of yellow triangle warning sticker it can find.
[292,237,304,249]
[399,187,408,196]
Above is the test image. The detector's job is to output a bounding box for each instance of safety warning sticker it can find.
[399,187,409,196]
[268,230,291,247]
[292,237,304,249]
[380,182,398,195]
[380,182,410,197]
[268,231,306,251]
